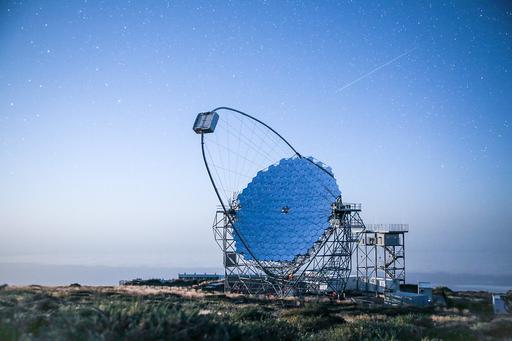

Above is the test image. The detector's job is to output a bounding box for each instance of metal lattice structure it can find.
[194,107,366,297]
[212,199,366,297]
[288,199,366,297]
[356,224,408,294]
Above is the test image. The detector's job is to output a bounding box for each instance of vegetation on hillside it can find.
[0,284,510,340]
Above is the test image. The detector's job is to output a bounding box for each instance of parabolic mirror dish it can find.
[234,156,341,262]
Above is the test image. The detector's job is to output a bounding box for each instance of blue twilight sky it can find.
[0,1,511,278]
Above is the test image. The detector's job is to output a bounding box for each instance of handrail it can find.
[365,224,409,233]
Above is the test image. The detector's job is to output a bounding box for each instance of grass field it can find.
[0,284,511,340]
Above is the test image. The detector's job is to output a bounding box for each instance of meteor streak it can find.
[336,47,417,93]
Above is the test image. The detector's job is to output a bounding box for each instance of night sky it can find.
[1,1,511,282]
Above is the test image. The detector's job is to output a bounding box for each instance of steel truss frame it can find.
[356,228,407,294]
[382,235,406,284]
[356,232,378,294]
[212,197,366,297]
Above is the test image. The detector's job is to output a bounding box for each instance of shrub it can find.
[231,306,272,321]
[317,319,418,341]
